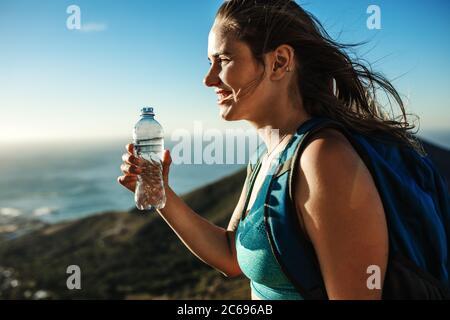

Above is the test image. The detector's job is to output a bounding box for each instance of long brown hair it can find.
[215,0,426,155]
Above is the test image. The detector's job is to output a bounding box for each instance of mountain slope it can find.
[0,169,250,300]
[0,139,448,299]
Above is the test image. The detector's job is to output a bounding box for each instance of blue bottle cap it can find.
[141,107,154,116]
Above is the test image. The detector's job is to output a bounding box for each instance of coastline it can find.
[0,138,448,299]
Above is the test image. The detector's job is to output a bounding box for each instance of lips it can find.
[215,89,233,103]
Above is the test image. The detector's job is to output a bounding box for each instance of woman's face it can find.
[204,24,275,122]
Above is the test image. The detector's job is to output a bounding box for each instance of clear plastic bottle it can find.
[132,107,166,210]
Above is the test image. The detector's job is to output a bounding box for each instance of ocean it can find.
[418,130,450,150]
[0,139,245,224]
[0,130,448,224]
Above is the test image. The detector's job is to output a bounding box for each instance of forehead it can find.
[207,24,246,58]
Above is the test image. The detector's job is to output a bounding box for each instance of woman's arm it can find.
[294,129,389,300]
[119,144,244,278]
[156,182,245,278]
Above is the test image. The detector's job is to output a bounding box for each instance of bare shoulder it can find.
[294,128,389,299]
[296,127,381,213]
[301,128,359,170]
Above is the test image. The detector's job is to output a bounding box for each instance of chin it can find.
[219,103,241,121]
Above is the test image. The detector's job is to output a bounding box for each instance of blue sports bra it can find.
[235,152,303,300]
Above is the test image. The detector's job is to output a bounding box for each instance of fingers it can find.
[126,143,134,155]
[123,144,171,175]
[119,144,171,191]
[119,144,140,193]
[117,175,136,184]
[121,152,144,166]
[120,162,142,175]
[117,175,137,192]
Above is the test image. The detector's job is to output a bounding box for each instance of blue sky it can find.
[0,0,449,143]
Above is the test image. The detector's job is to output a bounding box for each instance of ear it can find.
[269,44,295,81]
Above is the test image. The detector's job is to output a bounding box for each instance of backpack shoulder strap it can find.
[273,117,351,199]
[239,143,267,221]
[266,117,352,300]
[286,119,352,208]
[268,116,450,299]
[246,143,267,186]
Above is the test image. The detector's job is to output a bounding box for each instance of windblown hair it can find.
[215,0,425,155]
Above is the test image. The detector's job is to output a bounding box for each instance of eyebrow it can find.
[207,51,232,61]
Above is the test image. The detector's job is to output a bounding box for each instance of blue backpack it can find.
[245,116,450,299]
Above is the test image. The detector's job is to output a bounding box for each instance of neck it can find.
[248,105,311,155]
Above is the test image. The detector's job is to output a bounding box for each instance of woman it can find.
[118,0,449,300]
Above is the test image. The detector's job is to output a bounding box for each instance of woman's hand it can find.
[117,143,172,193]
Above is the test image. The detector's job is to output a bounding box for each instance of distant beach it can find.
[0,130,448,225]
[0,139,244,224]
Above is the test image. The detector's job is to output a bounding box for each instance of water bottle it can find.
[132,107,166,210]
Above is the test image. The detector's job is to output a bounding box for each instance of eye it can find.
[218,58,230,65]
[207,57,231,68]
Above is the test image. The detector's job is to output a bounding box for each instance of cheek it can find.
[220,63,255,90]
[219,65,238,87]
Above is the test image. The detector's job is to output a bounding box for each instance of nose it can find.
[203,67,221,87]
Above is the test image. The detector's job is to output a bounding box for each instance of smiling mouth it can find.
[216,90,233,104]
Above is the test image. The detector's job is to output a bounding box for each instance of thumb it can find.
[161,149,172,184]
[162,149,172,168]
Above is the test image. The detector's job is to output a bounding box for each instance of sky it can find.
[0,0,449,144]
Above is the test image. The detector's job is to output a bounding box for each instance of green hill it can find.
[0,169,251,300]
[0,138,448,300]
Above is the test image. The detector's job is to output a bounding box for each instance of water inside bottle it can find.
[134,137,164,161]
[133,136,166,210]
